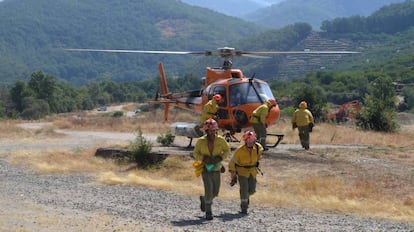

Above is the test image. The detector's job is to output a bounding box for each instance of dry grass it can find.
[269,118,414,147]
[2,107,414,224]
[8,148,120,174]
[52,108,174,134]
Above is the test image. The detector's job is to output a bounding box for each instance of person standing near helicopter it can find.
[200,94,223,124]
[228,130,263,214]
[292,101,314,150]
[250,98,277,150]
[193,118,230,220]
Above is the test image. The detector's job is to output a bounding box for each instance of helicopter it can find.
[65,47,358,147]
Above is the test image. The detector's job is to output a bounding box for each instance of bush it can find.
[157,132,175,146]
[355,76,399,132]
[129,129,153,168]
[21,97,50,120]
[281,106,295,118]
[112,111,124,117]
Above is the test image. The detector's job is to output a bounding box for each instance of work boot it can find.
[205,212,213,220]
[240,202,248,215]
[199,196,205,212]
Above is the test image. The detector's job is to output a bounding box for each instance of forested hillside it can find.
[1,0,414,98]
[245,0,406,29]
[0,0,413,130]
[0,0,265,86]
[180,0,283,16]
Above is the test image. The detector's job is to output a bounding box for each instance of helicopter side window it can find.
[246,89,260,103]
[255,82,274,101]
[238,82,275,104]
[229,84,243,106]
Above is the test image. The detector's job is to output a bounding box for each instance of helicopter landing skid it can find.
[224,132,240,143]
[266,133,284,148]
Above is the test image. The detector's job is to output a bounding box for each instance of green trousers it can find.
[238,174,256,210]
[298,125,310,149]
[252,123,267,148]
[201,170,221,213]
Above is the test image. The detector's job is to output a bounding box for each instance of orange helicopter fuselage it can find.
[201,67,280,132]
[158,64,280,133]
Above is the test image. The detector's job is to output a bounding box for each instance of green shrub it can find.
[112,111,124,117]
[355,76,399,132]
[129,129,153,168]
[157,132,175,146]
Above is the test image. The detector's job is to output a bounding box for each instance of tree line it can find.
[0,71,202,120]
[321,0,414,34]
[0,68,404,132]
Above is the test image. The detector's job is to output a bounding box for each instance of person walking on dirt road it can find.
[228,131,263,214]
[193,118,230,220]
[292,101,314,150]
[249,99,277,150]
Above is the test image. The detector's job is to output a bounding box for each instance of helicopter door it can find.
[210,86,228,119]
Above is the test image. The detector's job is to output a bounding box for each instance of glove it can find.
[230,172,238,186]
[292,122,297,129]
[203,156,213,164]
[213,156,222,164]
[256,161,260,167]
[309,123,314,132]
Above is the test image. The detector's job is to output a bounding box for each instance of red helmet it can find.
[213,94,222,102]
[203,118,218,130]
[266,98,276,106]
[242,130,256,141]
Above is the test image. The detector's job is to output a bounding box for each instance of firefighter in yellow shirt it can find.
[200,94,222,124]
[292,101,314,150]
[228,131,263,214]
[249,98,277,150]
[193,118,230,220]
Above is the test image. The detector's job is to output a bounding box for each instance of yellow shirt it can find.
[200,100,219,123]
[228,143,263,178]
[250,103,269,124]
[292,108,314,127]
[193,134,230,172]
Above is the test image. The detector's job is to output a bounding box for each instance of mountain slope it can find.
[0,0,266,85]
[245,0,406,29]
[180,0,283,16]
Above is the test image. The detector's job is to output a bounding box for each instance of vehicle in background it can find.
[97,106,107,111]
[326,100,360,123]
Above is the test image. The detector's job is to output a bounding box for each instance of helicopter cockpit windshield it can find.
[229,81,274,107]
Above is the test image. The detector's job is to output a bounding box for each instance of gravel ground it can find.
[0,123,413,231]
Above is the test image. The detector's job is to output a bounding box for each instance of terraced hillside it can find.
[274,32,359,80]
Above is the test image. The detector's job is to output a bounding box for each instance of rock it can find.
[95,147,169,164]
[95,147,131,160]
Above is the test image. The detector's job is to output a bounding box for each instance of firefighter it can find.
[193,118,230,220]
[249,98,277,150]
[228,130,263,214]
[200,94,222,124]
[292,101,314,150]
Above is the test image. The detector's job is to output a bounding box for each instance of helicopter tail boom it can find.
[158,63,169,95]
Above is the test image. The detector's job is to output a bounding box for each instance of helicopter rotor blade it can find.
[240,54,271,59]
[242,50,360,55]
[64,48,359,57]
[63,48,210,55]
